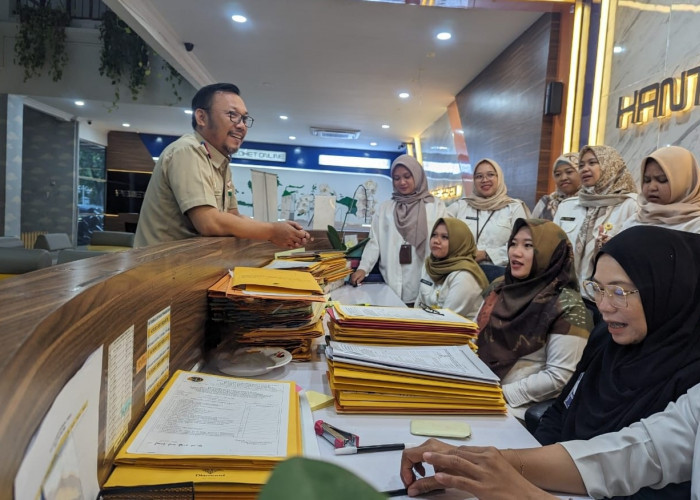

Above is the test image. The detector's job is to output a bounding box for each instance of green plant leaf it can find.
[337,196,358,215]
[327,225,345,250]
[259,457,386,500]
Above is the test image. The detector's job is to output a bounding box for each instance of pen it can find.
[382,488,407,497]
[334,443,417,455]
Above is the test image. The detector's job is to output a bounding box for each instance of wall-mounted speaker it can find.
[544,81,564,116]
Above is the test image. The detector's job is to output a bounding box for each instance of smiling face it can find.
[642,160,672,205]
[508,226,534,279]
[473,162,498,197]
[593,254,647,345]
[430,222,450,259]
[195,91,248,156]
[392,165,416,195]
[578,151,602,187]
[554,162,581,196]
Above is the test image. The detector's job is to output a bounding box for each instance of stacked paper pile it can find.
[208,267,326,360]
[267,249,352,293]
[103,371,302,499]
[326,342,506,414]
[327,303,479,347]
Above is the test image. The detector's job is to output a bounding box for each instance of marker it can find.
[334,443,417,455]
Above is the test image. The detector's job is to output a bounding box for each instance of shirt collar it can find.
[194,131,230,170]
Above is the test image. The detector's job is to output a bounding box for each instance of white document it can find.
[127,372,291,457]
[106,326,134,453]
[146,306,171,404]
[15,346,103,500]
[264,260,316,270]
[328,342,499,384]
[335,304,473,325]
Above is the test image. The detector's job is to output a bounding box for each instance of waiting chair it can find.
[0,236,24,248]
[57,249,110,264]
[0,248,52,280]
[33,233,73,264]
[88,231,135,251]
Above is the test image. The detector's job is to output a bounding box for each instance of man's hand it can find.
[269,221,311,249]
[475,250,488,262]
[399,439,457,495]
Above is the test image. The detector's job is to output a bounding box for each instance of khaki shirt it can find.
[134,132,238,247]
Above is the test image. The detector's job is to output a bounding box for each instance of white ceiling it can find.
[41,0,545,151]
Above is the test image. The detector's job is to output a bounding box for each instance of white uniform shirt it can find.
[561,383,700,499]
[414,268,483,320]
[357,199,447,303]
[553,194,638,292]
[622,213,700,234]
[447,200,528,266]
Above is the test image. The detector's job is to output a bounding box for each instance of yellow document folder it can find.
[229,267,324,298]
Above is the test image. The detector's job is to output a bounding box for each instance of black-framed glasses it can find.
[419,302,444,316]
[223,110,254,128]
[582,280,639,309]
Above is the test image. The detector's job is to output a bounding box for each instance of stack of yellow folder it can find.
[326,342,506,414]
[267,249,352,293]
[207,268,326,360]
[103,371,302,499]
[327,303,479,347]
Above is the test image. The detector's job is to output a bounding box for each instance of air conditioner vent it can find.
[310,127,361,140]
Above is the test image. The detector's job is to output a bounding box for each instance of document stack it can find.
[103,371,302,499]
[266,250,352,293]
[208,267,326,360]
[326,342,506,414]
[327,303,479,347]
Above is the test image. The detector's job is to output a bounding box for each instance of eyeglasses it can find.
[223,110,254,128]
[419,302,444,316]
[582,280,639,308]
[474,172,497,182]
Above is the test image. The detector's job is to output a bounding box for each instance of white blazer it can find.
[554,194,638,291]
[446,200,529,266]
[414,268,483,320]
[357,199,447,303]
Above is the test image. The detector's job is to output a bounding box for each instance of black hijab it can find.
[559,225,700,440]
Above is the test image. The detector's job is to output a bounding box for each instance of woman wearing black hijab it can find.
[535,225,700,499]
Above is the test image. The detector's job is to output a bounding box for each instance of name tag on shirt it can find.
[564,372,584,409]
[420,279,433,286]
[560,217,576,221]
[464,216,478,221]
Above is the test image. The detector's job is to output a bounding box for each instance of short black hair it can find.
[191,83,241,129]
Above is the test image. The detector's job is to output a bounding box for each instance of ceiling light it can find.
[454,129,464,134]
[381,124,390,129]
[184,109,193,115]
[280,115,288,120]
[437,32,452,40]
[398,92,410,99]
[74,100,85,106]
[231,14,247,23]
[289,136,296,140]
[122,123,131,128]
[370,142,378,146]
[613,45,624,54]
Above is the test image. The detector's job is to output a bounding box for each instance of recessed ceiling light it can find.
[280,115,288,120]
[74,100,85,106]
[613,45,624,54]
[289,135,296,140]
[381,124,390,129]
[122,123,131,128]
[436,32,452,40]
[184,109,193,115]
[370,142,378,146]
[398,92,410,99]
[454,129,464,134]
[231,14,247,23]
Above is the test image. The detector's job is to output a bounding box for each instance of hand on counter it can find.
[349,269,366,286]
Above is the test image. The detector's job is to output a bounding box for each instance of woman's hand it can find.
[401,440,557,499]
[349,269,366,286]
[475,250,488,262]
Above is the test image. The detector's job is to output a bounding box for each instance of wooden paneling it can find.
[455,14,555,209]
[106,131,155,173]
[0,236,282,494]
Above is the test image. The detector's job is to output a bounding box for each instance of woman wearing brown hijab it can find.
[415,217,488,319]
[350,155,447,303]
[624,145,700,232]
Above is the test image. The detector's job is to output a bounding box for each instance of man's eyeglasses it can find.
[223,110,254,128]
[582,280,639,308]
[419,302,444,316]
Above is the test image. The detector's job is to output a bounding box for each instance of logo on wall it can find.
[616,65,700,129]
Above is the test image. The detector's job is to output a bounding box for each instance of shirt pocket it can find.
[557,217,579,235]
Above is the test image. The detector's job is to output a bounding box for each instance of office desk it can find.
[212,283,588,499]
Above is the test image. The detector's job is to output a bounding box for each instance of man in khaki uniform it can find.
[135,83,310,248]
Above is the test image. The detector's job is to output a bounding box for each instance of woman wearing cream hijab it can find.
[447,159,529,275]
[623,145,700,232]
[532,153,581,221]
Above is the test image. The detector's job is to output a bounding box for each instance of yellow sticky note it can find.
[305,390,334,411]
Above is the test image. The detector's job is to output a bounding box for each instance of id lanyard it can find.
[475,209,495,244]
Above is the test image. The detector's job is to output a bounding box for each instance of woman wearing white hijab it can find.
[623,145,700,233]
[532,153,581,221]
[447,159,529,269]
[350,155,446,304]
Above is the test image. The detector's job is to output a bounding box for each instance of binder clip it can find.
[314,420,359,449]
